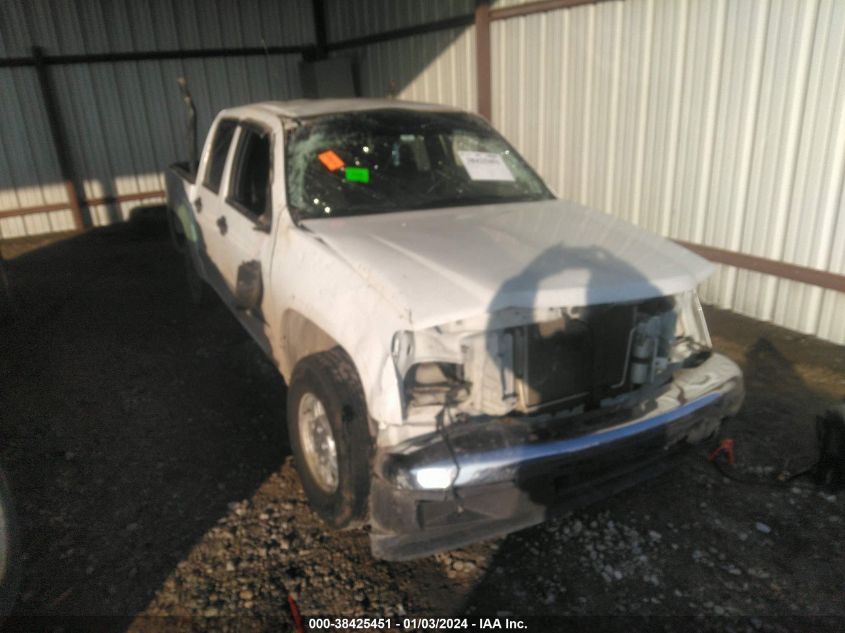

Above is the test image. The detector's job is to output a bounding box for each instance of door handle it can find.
[193,197,202,213]
[216,216,227,235]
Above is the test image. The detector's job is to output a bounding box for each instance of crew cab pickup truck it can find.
[166,98,744,560]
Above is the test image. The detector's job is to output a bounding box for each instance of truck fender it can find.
[279,310,339,380]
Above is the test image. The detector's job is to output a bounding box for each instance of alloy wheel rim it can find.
[297,392,339,493]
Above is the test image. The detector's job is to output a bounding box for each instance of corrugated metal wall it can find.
[325,0,477,111]
[0,0,312,238]
[324,0,472,40]
[3,0,843,343]
[491,0,845,344]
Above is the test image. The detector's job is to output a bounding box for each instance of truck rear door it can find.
[191,117,239,297]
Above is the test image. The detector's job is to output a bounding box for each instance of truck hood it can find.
[301,199,714,328]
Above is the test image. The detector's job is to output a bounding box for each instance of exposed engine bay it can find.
[391,290,712,440]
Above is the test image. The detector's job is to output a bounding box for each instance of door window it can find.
[203,119,237,193]
[229,126,272,221]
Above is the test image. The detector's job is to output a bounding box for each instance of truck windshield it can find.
[285,109,553,218]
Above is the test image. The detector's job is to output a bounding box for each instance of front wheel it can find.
[287,348,373,529]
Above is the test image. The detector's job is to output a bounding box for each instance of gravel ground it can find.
[1,212,843,632]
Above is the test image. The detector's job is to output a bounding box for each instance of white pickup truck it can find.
[166,98,744,560]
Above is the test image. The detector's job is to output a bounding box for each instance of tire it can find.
[287,348,373,529]
[183,246,210,306]
[0,466,20,619]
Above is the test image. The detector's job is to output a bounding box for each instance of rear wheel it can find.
[287,349,373,528]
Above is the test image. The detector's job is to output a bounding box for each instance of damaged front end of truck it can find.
[369,290,744,560]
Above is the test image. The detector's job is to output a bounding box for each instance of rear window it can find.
[203,119,237,193]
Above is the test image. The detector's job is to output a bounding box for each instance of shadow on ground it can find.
[0,211,291,620]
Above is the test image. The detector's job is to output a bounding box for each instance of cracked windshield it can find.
[286,109,553,218]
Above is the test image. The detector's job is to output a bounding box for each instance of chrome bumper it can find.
[369,353,743,560]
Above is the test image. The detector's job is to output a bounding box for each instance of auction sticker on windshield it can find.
[318,150,345,172]
[458,150,515,182]
[345,166,370,183]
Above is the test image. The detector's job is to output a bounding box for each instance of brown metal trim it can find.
[475,1,492,120]
[490,0,613,21]
[675,240,845,294]
[85,190,165,207]
[0,202,70,220]
[0,190,165,222]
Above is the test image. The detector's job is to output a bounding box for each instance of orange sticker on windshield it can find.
[318,150,344,172]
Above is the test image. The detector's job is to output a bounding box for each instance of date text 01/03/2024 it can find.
[306,617,528,630]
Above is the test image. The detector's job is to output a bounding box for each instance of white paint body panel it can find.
[301,199,713,329]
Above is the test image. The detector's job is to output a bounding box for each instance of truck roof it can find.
[221,98,464,120]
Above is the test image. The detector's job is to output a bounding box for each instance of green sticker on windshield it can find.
[345,167,370,183]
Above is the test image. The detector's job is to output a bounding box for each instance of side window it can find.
[203,119,237,193]
[229,126,272,220]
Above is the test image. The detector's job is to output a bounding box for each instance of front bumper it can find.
[369,353,743,560]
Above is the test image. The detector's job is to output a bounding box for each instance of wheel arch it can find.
[279,309,342,379]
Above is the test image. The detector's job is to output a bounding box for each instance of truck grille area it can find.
[512,299,673,413]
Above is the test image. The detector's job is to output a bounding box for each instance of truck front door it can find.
[213,120,277,354]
